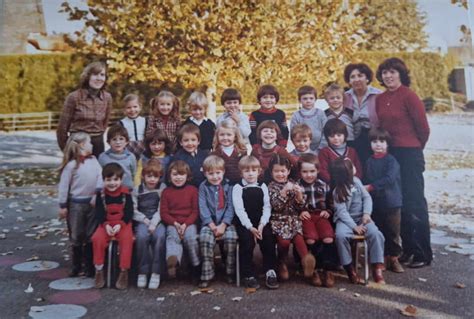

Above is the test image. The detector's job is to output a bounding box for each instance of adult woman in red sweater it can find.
[375,58,431,268]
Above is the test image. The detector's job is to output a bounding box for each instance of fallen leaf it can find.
[1,251,13,256]
[25,233,36,237]
[338,288,347,292]
[36,297,44,302]
[245,287,257,294]
[0,234,6,240]
[449,243,462,249]
[156,297,165,301]
[232,297,242,302]
[271,308,276,313]
[23,206,33,212]
[26,256,39,261]
[213,306,221,311]
[454,282,466,289]
[400,305,417,317]
[2,229,9,233]
[24,283,34,293]
[57,243,66,246]
[190,290,202,296]
[418,277,427,282]
[200,288,215,294]
[17,217,25,222]
[168,292,176,296]
[30,306,44,312]
[353,293,361,297]
[15,246,23,250]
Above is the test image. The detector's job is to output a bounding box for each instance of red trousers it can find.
[92,221,133,270]
[277,234,308,258]
[302,214,335,241]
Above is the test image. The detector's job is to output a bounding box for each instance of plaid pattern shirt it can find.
[56,89,112,150]
[299,179,332,214]
[145,115,181,146]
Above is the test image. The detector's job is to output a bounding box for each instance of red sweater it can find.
[318,146,363,184]
[211,147,245,185]
[375,85,430,148]
[160,184,199,225]
[251,144,297,172]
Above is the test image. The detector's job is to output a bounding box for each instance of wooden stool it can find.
[106,238,119,288]
[352,235,369,285]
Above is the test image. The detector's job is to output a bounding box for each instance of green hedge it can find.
[0,51,456,114]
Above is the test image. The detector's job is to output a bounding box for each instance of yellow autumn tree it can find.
[62,1,366,117]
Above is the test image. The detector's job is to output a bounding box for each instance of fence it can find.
[0,104,302,132]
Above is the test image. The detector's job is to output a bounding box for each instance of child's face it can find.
[260,128,277,145]
[79,139,93,156]
[241,167,260,184]
[326,91,343,111]
[259,94,276,110]
[157,97,173,116]
[371,139,388,154]
[300,93,316,110]
[300,162,318,184]
[180,132,200,153]
[150,140,166,156]
[109,135,128,153]
[88,69,106,90]
[170,169,187,187]
[144,173,160,189]
[223,100,241,114]
[124,100,141,119]
[104,175,122,192]
[217,127,235,147]
[271,164,290,183]
[328,133,345,147]
[293,135,311,153]
[205,168,224,186]
[191,106,205,120]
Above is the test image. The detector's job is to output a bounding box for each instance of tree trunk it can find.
[206,71,218,121]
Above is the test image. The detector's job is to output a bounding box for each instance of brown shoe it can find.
[388,256,405,273]
[311,271,322,287]
[301,253,316,278]
[167,256,178,279]
[94,269,105,289]
[322,270,335,288]
[372,263,386,284]
[116,270,129,290]
[278,262,289,281]
[345,265,362,285]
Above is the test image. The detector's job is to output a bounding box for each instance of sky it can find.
[42,0,472,52]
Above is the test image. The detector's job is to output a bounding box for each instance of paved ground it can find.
[0,114,473,318]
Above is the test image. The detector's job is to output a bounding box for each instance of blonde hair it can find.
[290,123,313,141]
[238,155,261,171]
[150,90,180,120]
[202,155,225,173]
[324,83,344,98]
[123,93,140,107]
[212,119,247,154]
[186,91,208,111]
[58,132,91,173]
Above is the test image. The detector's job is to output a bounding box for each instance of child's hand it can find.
[209,222,218,236]
[179,223,187,236]
[299,211,311,220]
[364,185,372,192]
[257,224,264,237]
[215,223,227,238]
[144,218,151,226]
[148,224,156,234]
[230,110,240,124]
[58,208,68,220]
[353,225,367,235]
[320,210,330,219]
[112,224,121,235]
[105,224,114,236]
[250,227,261,241]
[362,214,372,225]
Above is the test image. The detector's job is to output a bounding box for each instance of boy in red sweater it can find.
[92,163,134,290]
[160,160,200,281]
[318,118,362,184]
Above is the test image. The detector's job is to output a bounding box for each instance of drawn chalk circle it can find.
[49,277,95,291]
[29,304,87,319]
[12,260,59,272]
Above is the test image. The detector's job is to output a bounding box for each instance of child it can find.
[249,84,289,146]
[290,85,327,152]
[145,90,181,146]
[324,83,355,145]
[98,124,137,191]
[364,127,403,273]
[58,132,102,278]
[233,155,279,289]
[198,155,238,288]
[119,94,146,159]
[268,154,316,282]
[297,154,335,287]
[250,120,296,181]
[92,163,134,290]
[211,119,248,185]
[330,158,385,284]
[133,159,167,289]
[318,119,362,184]
[290,124,316,159]
[172,124,209,187]
[183,91,216,152]
[135,129,172,185]
[216,88,251,144]
[160,160,200,281]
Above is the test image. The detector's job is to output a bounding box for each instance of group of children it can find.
[58,83,404,291]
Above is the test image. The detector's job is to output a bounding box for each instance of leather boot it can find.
[301,253,316,278]
[322,270,335,288]
[69,245,82,277]
[278,261,289,281]
[389,256,405,273]
[372,263,386,284]
[344,264,362,285]
[94,269,105,289]
[116,270,129,290]
[84,243,95,277]
[311,271,322,287]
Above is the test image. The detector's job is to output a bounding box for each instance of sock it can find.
[95,264,103,271]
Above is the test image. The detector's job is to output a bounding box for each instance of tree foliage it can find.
[354,0,428,52]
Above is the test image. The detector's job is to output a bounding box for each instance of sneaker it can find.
[167,256,178,279]
[148,273,161,289]
[244,276,260,289]
[94,269,105,289]
[265,270,279,289]
[137,274,147,288]
[116,270,129,290]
